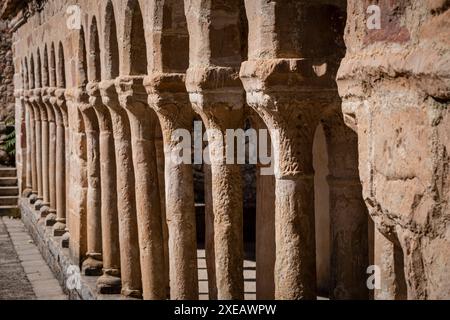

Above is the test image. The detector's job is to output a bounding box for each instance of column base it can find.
[22,188,33,198]
[82,255,103,276]
[97,271,122,295]
[61,232,70,248]
[53,221,66,237]
[29,193,38,204]
[121,288,142,299]
[39,205,51,218]
[34,199,44,210]
[45,212,57,226]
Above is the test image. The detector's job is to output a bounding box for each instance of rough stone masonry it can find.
[0,0,448,300]
[0,19,14,122]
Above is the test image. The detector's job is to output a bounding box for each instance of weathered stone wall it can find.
[0,20,14,122]
[337,0,450,299]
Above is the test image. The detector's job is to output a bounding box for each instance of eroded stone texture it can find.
[337,0,450,299]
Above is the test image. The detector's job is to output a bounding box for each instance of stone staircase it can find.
[0,167,19,217]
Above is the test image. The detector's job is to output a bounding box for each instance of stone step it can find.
[0,196,18,206]
[0,167,17,178]
[0,177,17,187]
[0,206,20,217]
[0,186,19,196]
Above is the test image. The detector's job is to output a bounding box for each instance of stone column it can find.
[42,87,57,224]
[87,82,121,294]
[24,91,38,203]
[99,80,142,298]
[186,68,245,299]
[29,90,43,207]
[145,74,198,300]
[36,88,51,216]
[80,93,103,276]
[64,88,88,266]
[323,111,369,300]
[241,60,336,299]
[14,89,27,196]
[52,89,68,236]
[23,91,33,197]
[116,76,165,300]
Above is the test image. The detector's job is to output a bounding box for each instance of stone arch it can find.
[89,16,101,82]
[50,43,57,87]
[57,42,66,88]
[123,0,148,75]
[43,44,49,87]
[103,0,120,80]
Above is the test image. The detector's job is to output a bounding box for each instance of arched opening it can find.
[29,54,35,89]
[50,43,57,87]
[159,0,189,73]
[77,27,88,86]
[43,45,49,87]
[104,0,120,80]
[23,58,29,90]
[209,0,246,68]
[124,0,147,75]
[57,42,66,88]
[89,17,101,82]
[35,49,42,88]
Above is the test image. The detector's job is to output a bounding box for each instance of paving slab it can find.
[1,217,67,300]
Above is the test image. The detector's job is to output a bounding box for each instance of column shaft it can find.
[93,101,121,293]
[54,89,68,236]
[24,100,33,193]
[81,108,103,275]
[148,89,198,299]
[101,81,141,298]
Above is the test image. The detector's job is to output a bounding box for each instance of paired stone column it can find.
[322,111,369,300]
[79,88,103,276]
[116,76,165,300]
[64,88,88,266]
[145,74,198,300]
[23,90,34,197]
[24,91,38,203]
[29,89,44,209]
[52,88,68,236]
[241,60,335,299]
[87,82,121,294]
[186,68,245,300]
[35,87,51,216]
[42,87,57,224]
[99,80,142,298]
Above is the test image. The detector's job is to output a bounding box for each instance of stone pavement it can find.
[0,217,67,300]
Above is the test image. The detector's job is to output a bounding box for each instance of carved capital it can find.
[99,80,121,111]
